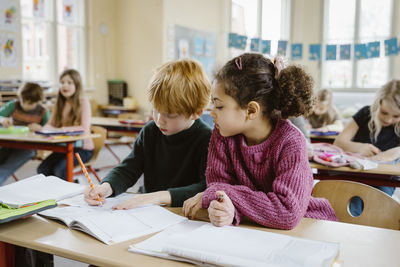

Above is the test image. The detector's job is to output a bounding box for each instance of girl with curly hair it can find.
[183,53,337,229]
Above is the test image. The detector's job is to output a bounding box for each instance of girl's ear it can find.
[246,101,261,120]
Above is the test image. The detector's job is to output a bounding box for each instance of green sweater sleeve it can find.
[167,137,209,207]
[41,109,50,125]
[101,129,145,196]
[0,100,16,117]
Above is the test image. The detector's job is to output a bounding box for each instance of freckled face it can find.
[378,99,400,127]
[209,82,247,137]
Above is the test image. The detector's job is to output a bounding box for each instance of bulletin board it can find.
[171,25,217,79]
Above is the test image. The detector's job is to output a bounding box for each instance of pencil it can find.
[75,152,102,205]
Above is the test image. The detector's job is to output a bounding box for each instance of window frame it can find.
[229,0,291,58]
[20,0,86,86]
[321,0,396,92]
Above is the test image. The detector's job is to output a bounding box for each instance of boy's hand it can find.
[112,191,171,210]
[84,182,112,206]
[208,191,235,227]
[2,118,13,128]
[359,143,381,157]
[183,192,203,219]
[28,123,42,132]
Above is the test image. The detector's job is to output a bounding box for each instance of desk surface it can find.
[91,116,146,128]
[1,207,400,267]
[0,133,97,144]
[310,162,400,176]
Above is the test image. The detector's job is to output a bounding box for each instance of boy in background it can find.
[0,82,50,185]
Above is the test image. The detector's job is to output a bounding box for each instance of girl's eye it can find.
[215,106,223,110]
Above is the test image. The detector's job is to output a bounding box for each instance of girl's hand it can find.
[2,118,13,128]
[359,143,381,157]
[208,191,235,227]
[112,191,171,210]
[183,192,204,219]
[28,123,42,132]
[84,182,113,206]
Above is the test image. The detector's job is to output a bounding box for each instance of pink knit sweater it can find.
[202,119,338,230]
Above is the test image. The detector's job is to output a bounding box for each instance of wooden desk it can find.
[91,116,145,134]
[310,134,337,144]
[310,162,400,187]
[99,105,137,116]
[0,133,98,182]
[1,207,400,267]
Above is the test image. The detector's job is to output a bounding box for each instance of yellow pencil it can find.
[75,153,102,205]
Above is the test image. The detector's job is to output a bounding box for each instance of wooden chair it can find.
[312,180,400,230]
[74,126,107,182]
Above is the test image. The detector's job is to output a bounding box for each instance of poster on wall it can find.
[0,33,18,67]
[0,0,18,32]
[173,25,217,79]
[62,0,76,23]
[33,0,45,18]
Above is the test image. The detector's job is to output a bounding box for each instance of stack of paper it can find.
[130,221,340,267]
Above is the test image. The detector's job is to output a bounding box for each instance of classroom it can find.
[1,0,400,266]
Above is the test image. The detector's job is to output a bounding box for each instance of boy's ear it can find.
[191,109,203,120]
[246,101,260,120]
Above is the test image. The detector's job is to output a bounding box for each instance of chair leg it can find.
[105,144,122,164]
[87,165,101,183]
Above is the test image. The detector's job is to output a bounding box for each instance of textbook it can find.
[0,174,86,209]
[130,221,340,267]
[34,129,84,136]
[310,130,339,136]
[0,199,57,224]
[0,126,30,134]
[39,194,187,245]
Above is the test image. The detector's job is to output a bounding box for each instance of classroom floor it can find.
[3,143,400,266]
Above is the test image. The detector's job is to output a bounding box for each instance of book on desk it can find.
[39,194,187,245]
[0,174,85,224]
[129,220,340,267]
[35,129,84,136]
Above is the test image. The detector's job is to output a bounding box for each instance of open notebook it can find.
[129,220,340,267]
[0,174,86,209]
[39,194,187,245]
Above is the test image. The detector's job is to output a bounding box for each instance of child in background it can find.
[334,79,400,216]
[308,89,343,132]
[183,53,337,229]
[37,69,93,180]
[85,59,212,208]
[0,82,50,185]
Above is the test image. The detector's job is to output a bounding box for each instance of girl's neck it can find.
[243,116,274,146]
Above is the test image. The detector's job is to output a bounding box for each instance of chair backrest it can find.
[312,180,400,230]
[87,125,107,165]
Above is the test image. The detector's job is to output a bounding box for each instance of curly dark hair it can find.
[214,53,315,119]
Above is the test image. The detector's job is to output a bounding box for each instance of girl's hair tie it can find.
[273,56,284,78]
[235,57,243,70]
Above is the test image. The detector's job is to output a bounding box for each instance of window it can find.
[20,0,85,85]
[322,0,394,90]
[230,0,291,58]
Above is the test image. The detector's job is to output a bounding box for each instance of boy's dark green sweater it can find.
[101,119,212,207]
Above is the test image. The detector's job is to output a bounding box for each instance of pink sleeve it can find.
[201,129,243,224]
[203,131,313,229]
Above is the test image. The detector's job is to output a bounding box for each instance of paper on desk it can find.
[58,193,136,210]
[130,222,340,267]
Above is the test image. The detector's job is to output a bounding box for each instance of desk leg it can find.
[66,143,74,182]
[0,242,14,267]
